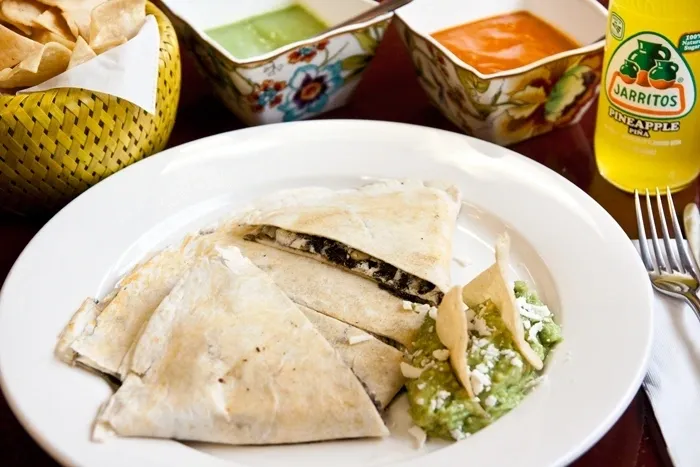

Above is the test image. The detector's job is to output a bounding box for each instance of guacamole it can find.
[405,281,562,440]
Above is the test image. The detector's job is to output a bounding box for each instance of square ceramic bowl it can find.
[395,0,607,145]
[160,0,391,125]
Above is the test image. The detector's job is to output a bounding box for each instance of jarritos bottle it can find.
[594,0,700,192]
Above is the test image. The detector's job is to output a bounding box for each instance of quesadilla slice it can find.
[56,232,222,376]
[94,247,388,444]
[299,305,405,410]
[224,230,424,348]
[239,180,461,306]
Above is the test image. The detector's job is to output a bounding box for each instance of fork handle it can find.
[681,291,700,323]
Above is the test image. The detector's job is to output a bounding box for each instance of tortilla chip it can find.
[91,35,125,55]
[1,0,46,27]
[34,29,74,48]
[36,1,106,40]
[89,0,144,50]
[0,22,43,69]
[60,9,77,36]
[67,35,94,69]
[436,285,475,398]
[32,8,74,40]
[461,234,544,370]
[0,41,70,88]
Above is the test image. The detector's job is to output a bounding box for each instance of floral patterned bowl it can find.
[159,0,390,125]
[395,0,607,145]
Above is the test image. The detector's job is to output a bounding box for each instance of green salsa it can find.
[205,4,327,59]
[406,281,562,440]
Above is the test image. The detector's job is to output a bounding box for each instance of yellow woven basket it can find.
[0,2,181,216]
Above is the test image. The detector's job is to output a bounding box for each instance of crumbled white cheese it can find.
[413,349,423,357]
[450,428,467,440]
[347,334,372,345]
[432,349,450,361]
[475,362,490,375]
[408,425,427,449]
[517,297,552,322]
[471,316,492,336]
[500,349,517,358]
[428,325,434,333]
[434,390,450,409]
[465,307,476,323]
[472,337,489,349]
[522,319,532,330]
[428,398,437,411]
[511,357,523,368]
[484,395,497,407]
[415,397,425,405]
[400,362,423,379]
[416,303,431,313]
[402,300,414,311]
[428,306,438,320]
[420,358,431,367]
[470,369,491,395]
[483,344,500,359]
[416,382,426,390]
[528,322,544,342]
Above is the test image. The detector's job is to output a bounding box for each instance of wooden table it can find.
[1,6,696,467]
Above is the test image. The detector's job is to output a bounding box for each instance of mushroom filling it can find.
[246,225,443,305]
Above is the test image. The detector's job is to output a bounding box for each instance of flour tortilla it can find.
[94,247,388,444]
[57,227,408,409]
[56,232,223,376]
[223,229,424,348]
[298,305,404,410]
[461,233,543,370]
[238,180,461,305]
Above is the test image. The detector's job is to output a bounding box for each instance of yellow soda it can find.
[594,0,700,192]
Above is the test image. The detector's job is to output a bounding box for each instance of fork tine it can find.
[635,190,655,271]
[667,187,700,279]
[656,187,682,271]
[646,189,669,273]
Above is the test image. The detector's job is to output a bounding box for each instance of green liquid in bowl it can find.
[206,5,328,59]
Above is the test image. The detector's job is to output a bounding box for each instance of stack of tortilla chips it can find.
[56,180,463,445]
[0,0,146,91]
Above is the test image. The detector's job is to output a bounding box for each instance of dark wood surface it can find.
[1,2,693,466]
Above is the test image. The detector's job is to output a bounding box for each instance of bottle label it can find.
[604,31,696,136]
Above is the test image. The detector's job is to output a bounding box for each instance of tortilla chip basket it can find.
[0,2,181,217]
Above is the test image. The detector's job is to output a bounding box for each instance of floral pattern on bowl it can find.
[394,8,605,146]
[161,3,389,125]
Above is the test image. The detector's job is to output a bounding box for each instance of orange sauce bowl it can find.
[395,0,607,145]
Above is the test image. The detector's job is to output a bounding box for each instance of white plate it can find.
[0,121,652,467]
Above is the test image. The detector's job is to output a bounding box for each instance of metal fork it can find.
[635,187,700,322]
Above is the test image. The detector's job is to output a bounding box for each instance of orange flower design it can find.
[287,40,331,64]
[248,79,287,113]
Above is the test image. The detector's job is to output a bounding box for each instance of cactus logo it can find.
[605,32,696,120]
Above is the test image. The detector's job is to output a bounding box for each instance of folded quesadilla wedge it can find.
[224,230,424,348]
[94,247,389,444]
[461,234,543,370]
[298,305,405,410]
[56,233,222,376]
[239,180,461,306]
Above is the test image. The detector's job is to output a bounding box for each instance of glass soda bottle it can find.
[594,0,700,192]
